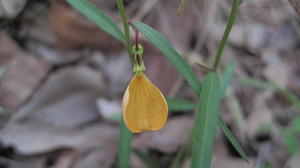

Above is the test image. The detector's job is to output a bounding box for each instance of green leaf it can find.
[133,149,161,168]
[219,62,249,162]
[118,120,132,168]
[133,21,201,94]
[225,89,246,142]
[218,119,249,162]
[240,78,275,91]
[220,60,235,98]
[190,72,220,168]
[66,0,125,43]
[167,98,197,111]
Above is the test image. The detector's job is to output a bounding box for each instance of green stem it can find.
[118,120,133,168]
[116,1,133,168]
[116,0,133,65]
[212,0,239,70]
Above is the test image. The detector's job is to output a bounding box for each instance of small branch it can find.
[212,0,239,70]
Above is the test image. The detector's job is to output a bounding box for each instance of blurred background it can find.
[0,0,299,168]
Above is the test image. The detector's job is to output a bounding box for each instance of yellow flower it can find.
[122,44,168,133]
[122,73,168,133]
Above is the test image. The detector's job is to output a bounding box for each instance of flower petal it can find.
[122,74,168,133]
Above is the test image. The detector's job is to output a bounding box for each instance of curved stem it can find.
[212,0,239,70]
[116,0,133,65]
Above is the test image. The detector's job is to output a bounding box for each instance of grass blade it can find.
[220,60,235,98]
[226,88,246,142]
[218,118,249,162]
[219,62,249,162]
[240,78,275,91]
[190,72,220,168]
[118,120,133,168]
[66,0,125,42]
[167,98,197,111]
[133,21,201,94]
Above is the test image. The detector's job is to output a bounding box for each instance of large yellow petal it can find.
[122,73,168,133]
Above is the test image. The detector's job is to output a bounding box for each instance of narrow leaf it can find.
[167,98,197,111]
[220,60,235,98]
[133,21,201,94]
[226,89,246,143]
[239,78,275,91]
[66,0,125,42]
[190,72,220,168]
[220,62,249,162]
[118,120,132,168]
[218,118,249,162]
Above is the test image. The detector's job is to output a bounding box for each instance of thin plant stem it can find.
[135,30,139,50]
[116,1,133,168]
[118,120,133,168]
[212,0,239,70]
[116,0,133,65]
